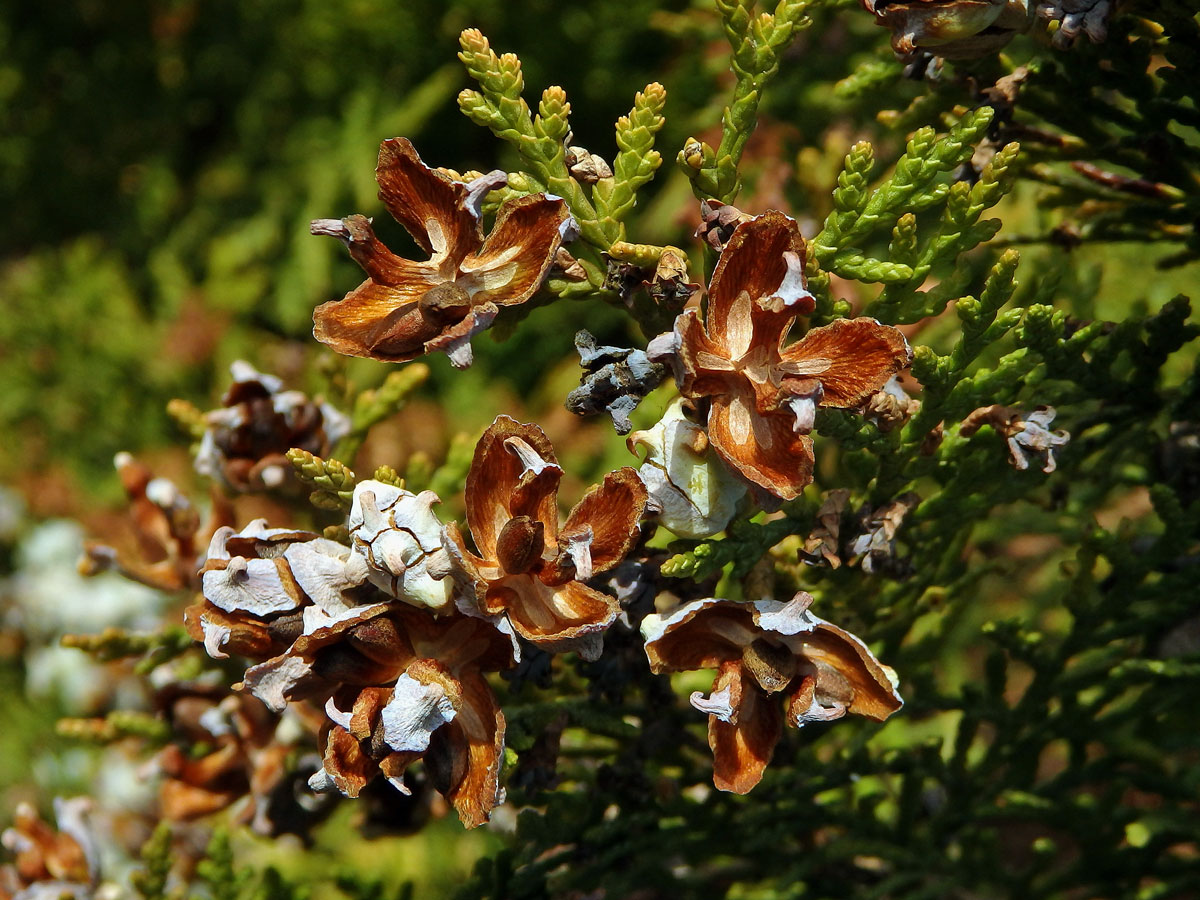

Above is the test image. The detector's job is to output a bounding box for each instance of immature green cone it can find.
[347,480,455,610]
[627,399,747,539]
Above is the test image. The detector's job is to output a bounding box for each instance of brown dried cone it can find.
[242,603,515,828]
[850,492,921,574]
[311,138,574,368]
[859,0,1034,59]
[603,256,651,305]
[800,489,851,568]
[1,799,97,900]
[154,686,293,834]
[194,361,350,493]
[641,247,699,317]
[186,520,371,662]
[79,453,233,592]
[695,200,752,253]
[642,593,902,793]
[863,376,921,432]
[443,416,648,660]
[650,211,912,502]
[960,405,1070,473]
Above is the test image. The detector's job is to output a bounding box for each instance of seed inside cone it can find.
[742,639,795,694]
[419,282,473,321]
[495,516,546,575]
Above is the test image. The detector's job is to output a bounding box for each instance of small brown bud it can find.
[920,422,945,456]
[565,146,613,184]
[696,200,752,253]
[552,247,589,281]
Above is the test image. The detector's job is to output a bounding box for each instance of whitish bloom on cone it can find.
[1037,1,1112,48]
[627,399,746,539]
[960,404,1070,473]
[187,520,369,660]
[348,481,454,611]
[642,592,902,794]
[194,360,350,493]
[239,603,515,828]
[1007,406,1070,473]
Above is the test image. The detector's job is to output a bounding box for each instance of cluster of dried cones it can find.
[74,132,1067,836]
[313,140,917,506]
[156,139,922,827]
[185,414,903,824]
[1,800,96,900]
